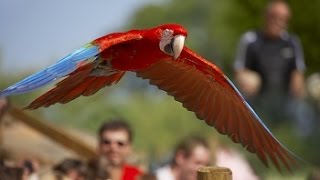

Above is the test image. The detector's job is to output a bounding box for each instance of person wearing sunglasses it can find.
[87,119,143,180]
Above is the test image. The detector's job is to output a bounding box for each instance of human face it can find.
[178,146,211,180]
[98,130,131,167]
[265,2,291,38]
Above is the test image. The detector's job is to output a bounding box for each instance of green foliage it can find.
[289,0,320,74]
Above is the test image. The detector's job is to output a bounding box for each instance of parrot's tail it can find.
[24,64,125,110]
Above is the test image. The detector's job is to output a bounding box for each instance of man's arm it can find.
[290,35,306,98]
[235,69,261,98]
[234,31,261,98]
[290,70,305,98]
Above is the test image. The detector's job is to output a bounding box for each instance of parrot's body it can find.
[0,24,299,171]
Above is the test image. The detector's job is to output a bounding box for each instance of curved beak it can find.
[172,35,185,60]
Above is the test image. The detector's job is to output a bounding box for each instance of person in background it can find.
[40,158,86,180]
[15,159,40,180]
[53,158,87,180]
[215,145,259,180]
[87,119,143,180]
[0,159,24,180]
[155,136,211,180]
[233,0,313,135]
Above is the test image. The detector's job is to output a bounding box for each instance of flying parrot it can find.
[0,24,299,171]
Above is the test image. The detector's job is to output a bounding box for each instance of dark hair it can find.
[98,118,133,143]
[173,136,209,164]
[53,158,84,173]
[23,160,34,174]
[53,158,87,179]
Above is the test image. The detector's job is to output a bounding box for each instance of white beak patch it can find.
[172,35,185,60]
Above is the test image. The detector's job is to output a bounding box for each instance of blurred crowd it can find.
[0,116,260,180]
[1,0,320,180]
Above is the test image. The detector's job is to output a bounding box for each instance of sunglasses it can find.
[101,139,128,147]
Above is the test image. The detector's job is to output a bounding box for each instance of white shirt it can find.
[215,148,259,180]
[155,165,175,180]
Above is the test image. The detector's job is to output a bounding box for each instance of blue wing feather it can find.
[0,44,99,97]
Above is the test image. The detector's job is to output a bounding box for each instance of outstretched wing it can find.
[24,63,125,109]
[0,32,142,98]
[136,46,298,171]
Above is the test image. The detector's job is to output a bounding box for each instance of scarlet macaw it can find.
[0,24,299,171]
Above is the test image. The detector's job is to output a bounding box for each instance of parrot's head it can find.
[157,24,188,60]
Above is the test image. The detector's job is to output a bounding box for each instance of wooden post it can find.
[197,166,232,180]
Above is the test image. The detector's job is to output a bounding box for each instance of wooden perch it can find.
[197,166,232,180]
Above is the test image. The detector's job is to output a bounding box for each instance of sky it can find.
[0,0,161,73]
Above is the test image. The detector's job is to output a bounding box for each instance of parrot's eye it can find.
[163,29,173,37]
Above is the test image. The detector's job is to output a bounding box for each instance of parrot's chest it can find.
[100,39,170,71]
